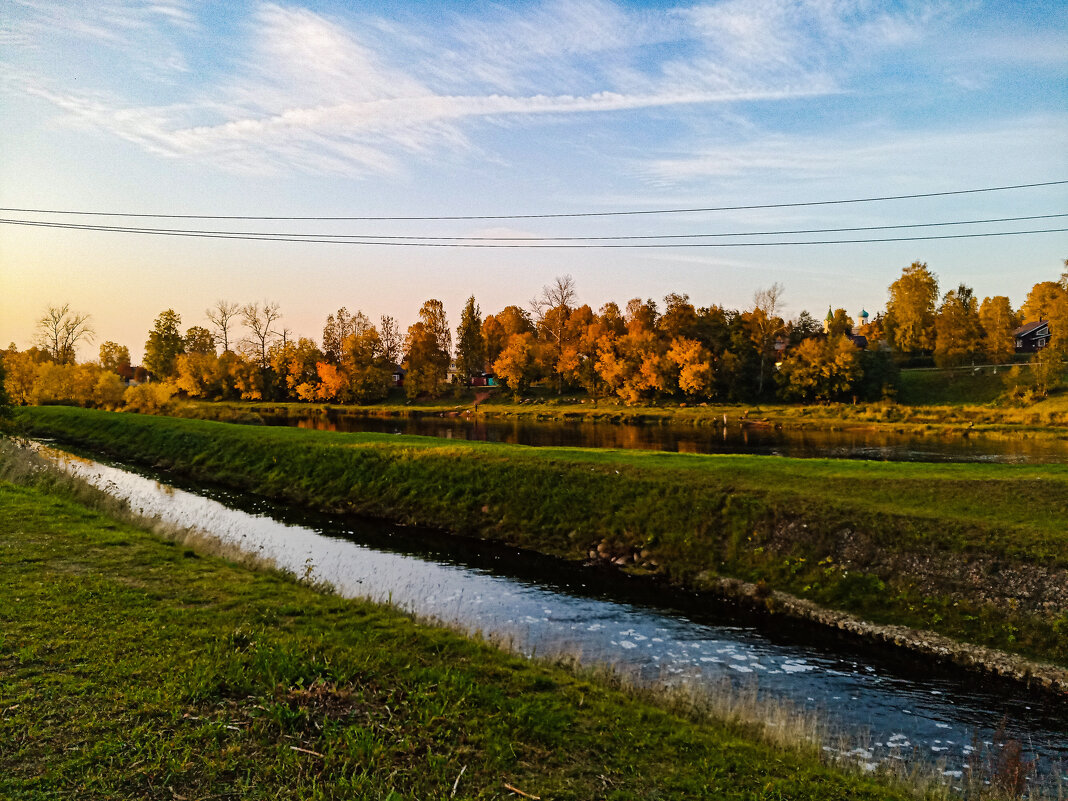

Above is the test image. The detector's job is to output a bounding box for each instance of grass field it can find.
[0,463,932,800]
[15,406,1068,667]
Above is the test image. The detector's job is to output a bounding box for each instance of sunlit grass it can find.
[1,454,932,800]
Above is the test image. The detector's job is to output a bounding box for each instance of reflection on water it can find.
[267,412,1068,464]
[35,445,1068,782]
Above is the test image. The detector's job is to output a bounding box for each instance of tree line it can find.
[4,261,1066,410]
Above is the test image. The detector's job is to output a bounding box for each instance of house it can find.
[1013,320,1051,353]
[390,364,406,387]
[471,372,497,387]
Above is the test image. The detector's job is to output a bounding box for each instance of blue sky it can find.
[2,0,1066,361]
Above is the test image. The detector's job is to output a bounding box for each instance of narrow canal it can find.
[264,410,1068,464]
[36,444,1068,787]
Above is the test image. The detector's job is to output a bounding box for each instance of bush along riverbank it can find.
[0,447,934,801]
[15,406,1068,687]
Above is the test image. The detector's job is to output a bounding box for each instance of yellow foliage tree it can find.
[668,337,715,399]
[315,362,348,402]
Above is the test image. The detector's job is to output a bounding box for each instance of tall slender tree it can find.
[934,284,981,367]
[455,296,485,381]
[978,296,1017,363]
[144,309,184,378]
[886,262,939,354]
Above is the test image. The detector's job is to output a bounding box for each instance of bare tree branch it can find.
[241,301,282,368]
[35,303,94,364]
[206,300,241,353]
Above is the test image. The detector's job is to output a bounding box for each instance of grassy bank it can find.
[15,406,1068,670]
[0,454,928,800]
[177,376,1068,438]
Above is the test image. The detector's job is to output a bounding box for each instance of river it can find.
[261,410,1068,464]
[34,443,1067,788]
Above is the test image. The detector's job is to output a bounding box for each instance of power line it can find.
[2,180,1065,221]
[1,213,1065,242]
[2,217,1065,247]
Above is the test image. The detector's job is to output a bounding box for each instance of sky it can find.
[1,0,1066,362]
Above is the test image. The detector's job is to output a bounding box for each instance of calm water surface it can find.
[36,444,1067,785]
[265,411,1068,464]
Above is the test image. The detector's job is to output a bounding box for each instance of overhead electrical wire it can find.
[1,216,1064,247]
[2,180,1065,221]
[0,213,1065,243]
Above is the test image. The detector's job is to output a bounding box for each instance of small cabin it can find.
[1013,320,1051,353]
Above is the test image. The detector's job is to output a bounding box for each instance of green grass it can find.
[895,367,1009,406]
[14,405,1068,669]
[0,474,927,800]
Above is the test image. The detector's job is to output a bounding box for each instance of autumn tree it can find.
[241,301,282,370]
[404,323,448,399]
[206,300,240,353]
[659,294,699,341]
[778,335,861,403]
[668,337,715,399]
[269,337,322,400]
[481,316,506,368]
[2,351,39,405]
[455,296,485,382]
[557,305,608,401]
[934,284,981,367]
[403,300,451,399]
[1021,277,1068,354]
[175,352,220,398]
[342,328,392,402]
[144,309,185,378]
[379,315,402,364]
[0,359,10,425]
[624,298,658,334]
[483,306,533,368]
[749,284,786,396]
[1021,281,1065,322]
[35,304,94,364]
[184,326,216,355]
[427,300,454,354]
[886,262,938,354]
[530,275,578,393]
[596,326,670,405]
[98,341,131,374]
[493,332,538,397]
[315,362,348,402]
[93,371,127,409]
[978,296,1017,363]
[321,308,371,364]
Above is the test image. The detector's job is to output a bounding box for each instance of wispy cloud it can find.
[4,0,196,77]
[641,114,1068,186]
[2,0,1009,177]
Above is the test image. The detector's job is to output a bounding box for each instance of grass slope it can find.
[0,477,917,800]
[15,406,1068,666]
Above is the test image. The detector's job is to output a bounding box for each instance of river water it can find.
[263,411,1068,464]
[36,445,1067,786]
